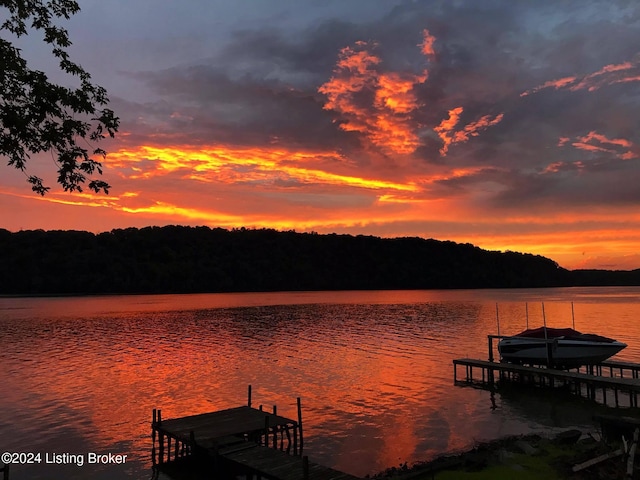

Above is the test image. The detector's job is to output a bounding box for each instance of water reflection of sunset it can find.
[1,289,640,478]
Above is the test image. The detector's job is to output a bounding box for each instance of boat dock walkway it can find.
[220,442,358,480]
[151,386,360,479]
[454,358,640,408]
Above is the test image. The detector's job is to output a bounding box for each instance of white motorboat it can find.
[498,327,627,367]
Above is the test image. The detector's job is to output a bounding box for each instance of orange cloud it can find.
[579,132,633,149]
[109,145,420,192]
[418,29,436,59]
[434,107,503,156]
[613,74,640,85]
[318,42,380,131]
[376,72,427,114]
[542,160,585,173]
[454,113,504,142]
[570,60,635,92]
[320,31,503,158]
[0,189,138,210]
[561,131,638,160]
[318,37,429,155]
[522,57,640,96]
[434,107,463,155]
[520,76,577,97]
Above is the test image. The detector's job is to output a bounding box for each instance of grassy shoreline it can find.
[370,430,630,480]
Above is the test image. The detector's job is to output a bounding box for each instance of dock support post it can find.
[272,406,278,449]
[303,455,309,480]
[189,431,196,457]
[1,463,9,480]
[488,336,494,362]
[297,397,304,455]
[280,425,284,450]
[157,410,164,464]
[152,409,157,465]
[264,415,270,447]
[285,425,292,453]
[248,384,252,408]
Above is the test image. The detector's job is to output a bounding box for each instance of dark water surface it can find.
[1,287,639,479]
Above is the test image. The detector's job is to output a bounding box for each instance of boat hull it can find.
[498,338,627,367]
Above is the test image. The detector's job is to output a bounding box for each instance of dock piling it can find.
[264,415,270,447]
[151,409,157,464]
[297,397,304,454]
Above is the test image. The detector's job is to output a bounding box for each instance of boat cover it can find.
[512,327,616,343]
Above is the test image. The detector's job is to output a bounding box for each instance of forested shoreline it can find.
[0,226,638,295]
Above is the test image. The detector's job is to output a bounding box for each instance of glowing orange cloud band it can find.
[109,145,420,192]
[556,130,638,161]
[521,57,640,96]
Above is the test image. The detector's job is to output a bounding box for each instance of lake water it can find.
[1,287,639,479]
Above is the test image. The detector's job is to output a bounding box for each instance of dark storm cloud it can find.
[122,66,357,150]
[217,20,366,85]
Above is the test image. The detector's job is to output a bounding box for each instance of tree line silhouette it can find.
[0,226,638,295]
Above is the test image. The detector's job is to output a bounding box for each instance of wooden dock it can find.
[151,386,360,480]
[221,443,358,480]
[453,358,640,408]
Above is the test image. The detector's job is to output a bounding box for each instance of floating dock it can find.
[454,335,640,408]
[151,386,360,480]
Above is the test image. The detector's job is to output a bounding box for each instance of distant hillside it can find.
[0,226,637,295]
[569,268,640,286]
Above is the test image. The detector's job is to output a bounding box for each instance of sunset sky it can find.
[2,0,640,270]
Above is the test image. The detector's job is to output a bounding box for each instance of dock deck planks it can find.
[156,405,297,443]
[453,357,640,407]
[221,443,359,480]
[454,358,640,390]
